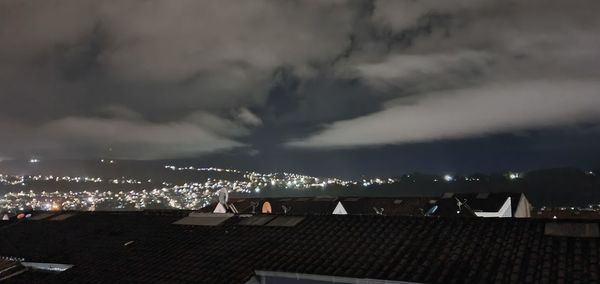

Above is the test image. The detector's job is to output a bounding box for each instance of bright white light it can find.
[29,158,39,163]
[254,187,261,193]
[509,173,519,180]
[444,175,453,182]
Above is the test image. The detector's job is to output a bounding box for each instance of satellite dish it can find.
[373,207,384,215]
[218,188,229,204]
[281,205,292,215]
[2,214,9,221]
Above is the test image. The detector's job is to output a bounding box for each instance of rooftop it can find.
[199,196,433,216]
[1,210,599,283]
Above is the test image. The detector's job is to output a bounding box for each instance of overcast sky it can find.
[1,0,599,176]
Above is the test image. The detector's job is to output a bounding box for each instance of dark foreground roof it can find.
[1,211,600,284]
[533,208,600,220]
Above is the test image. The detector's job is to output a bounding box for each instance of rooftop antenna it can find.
[229,203,239,214]
[455,197,476,216]
[373,207,384,215]
[250,201,258,214]
[455,197,465,212]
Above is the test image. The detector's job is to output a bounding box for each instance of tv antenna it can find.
[455,197,476,216]
[250,201,258,214]
[455,197,467,211]
[373,207,384,215]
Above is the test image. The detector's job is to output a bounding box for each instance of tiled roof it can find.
[201,197,432,216]
[1,211,599,283]
[340,197,432,216]
[533,209,600,220]
[0,259,25,280]
[433,192,524,217]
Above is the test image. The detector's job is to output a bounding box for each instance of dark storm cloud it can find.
[0,0,599,159]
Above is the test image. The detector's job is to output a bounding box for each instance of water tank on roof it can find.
[217,188,228,204]
[262,201,272,214]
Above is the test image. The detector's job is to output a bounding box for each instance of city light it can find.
[2,164,580,214]
[0,165,357,213]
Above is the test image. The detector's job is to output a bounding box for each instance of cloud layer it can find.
[288,0,600,148]
[0,0,356,158]
[288,81,600,148]
[0,0,599,158]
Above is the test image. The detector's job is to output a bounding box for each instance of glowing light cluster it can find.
[0,165,533,213]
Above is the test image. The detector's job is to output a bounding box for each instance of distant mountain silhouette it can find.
[236,168,600,207]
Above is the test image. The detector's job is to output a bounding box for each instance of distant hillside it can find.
[1,160,598,207]
[234,168,600,207]
[0,159,244,183]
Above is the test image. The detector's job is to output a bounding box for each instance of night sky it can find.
[1,0,599,178]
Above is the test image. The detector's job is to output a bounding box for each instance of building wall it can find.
[474,197,512,218]
[514,194,532,218]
